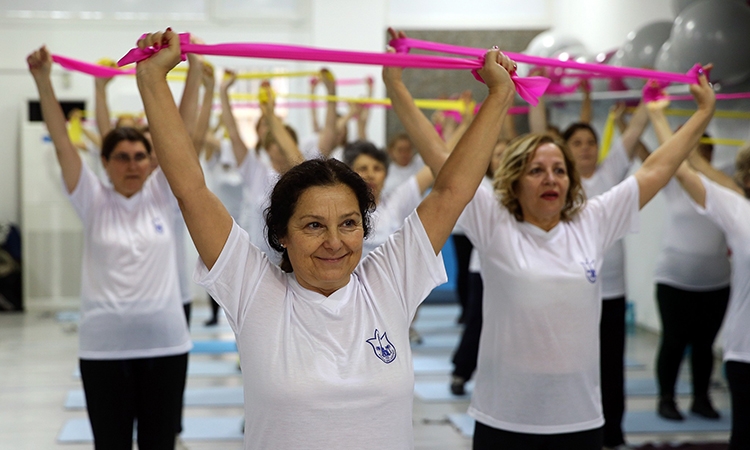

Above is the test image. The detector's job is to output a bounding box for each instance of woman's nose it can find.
[323,229,343,250]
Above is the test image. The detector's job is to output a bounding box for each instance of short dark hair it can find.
[265,158,376,272]
[101,127,152,160]
[563,122,598,144]
[343,140,389,171]
[386,133,412,151]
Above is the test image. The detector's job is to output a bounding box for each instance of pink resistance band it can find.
[51,54,136,78]
[642,80,750,103]
[390,37,706,86]
[117,33,550,106]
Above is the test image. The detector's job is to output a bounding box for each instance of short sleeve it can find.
[194,220,273,333]
[359,210,447,318]
[66,162,102,222]
[583,176,640,253]
[694,175,746,236]
[456,184,503,250]
[147,168,179,211]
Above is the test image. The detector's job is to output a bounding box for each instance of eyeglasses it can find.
[110,152,150,164]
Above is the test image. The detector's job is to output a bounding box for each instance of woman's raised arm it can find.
[634,71,715,209]
[27,46,82,194]
[383,29,451,177]
[135,29,232,270]
[417,48,516,253]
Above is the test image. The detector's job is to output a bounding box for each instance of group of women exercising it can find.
[27,26,749,450]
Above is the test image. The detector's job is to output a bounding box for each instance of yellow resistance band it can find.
[598,111,616,164]
[228,92,474,112]
[67,114,83,145]
[700,137,746,146]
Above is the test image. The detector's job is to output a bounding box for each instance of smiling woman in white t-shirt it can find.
[134,29,517,450]
[383,27,716,449]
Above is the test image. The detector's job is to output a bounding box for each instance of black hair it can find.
[343,140,389,171]
[562,122,598,144]
[100,127,152,160]
[265,158,376,272]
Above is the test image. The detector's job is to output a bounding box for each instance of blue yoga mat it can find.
[414,380,474,402]
[625,357,646,370]
[65,386,244,409]
[413,355,453,375]
[624,409,731,433]
[411,333,461,350]
[448,409,731,438]
[626,378,692,397]
[191,340,237,354]
[58,416,244,443]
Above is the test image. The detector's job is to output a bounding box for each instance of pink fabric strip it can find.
[642,79,670,103]
[117,36,549,105]
[391,37,702,85]
[335,77,373,86]
[52,54,135,78]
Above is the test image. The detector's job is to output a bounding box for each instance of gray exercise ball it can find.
[620,21,673,70]
[656,0,750,86]
[524,31,584,59]
[672,0,750,15]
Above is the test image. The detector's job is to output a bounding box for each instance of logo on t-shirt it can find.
[366,329,397,364]
[580,259,596,284]
[153,217,164,234]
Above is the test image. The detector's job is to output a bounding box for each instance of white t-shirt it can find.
[172,204,191,305]
[203,140,244,221]
[580,138,631,298]
[364,177,422,255]
[654,178,731,290]
[460,177,640,434]
[382,154,425,199]
[195,211,446,450]
[465,177,494,274]
[67,164,192,359]
[694,176,750,364]
[237,149,280,263]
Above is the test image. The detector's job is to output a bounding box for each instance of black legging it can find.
[208,296,220,323]
[726,360,750,450]
[655,283,730,399]
[600,296,626,448]
[452,234,474,322]
[473,421,603,450]
[452,272,483,380]
[80,353,188,450]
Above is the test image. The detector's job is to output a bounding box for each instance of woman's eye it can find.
[342,219,357,228]
[306,222,322,229]
[555,168,567,175]
[529,167,542,174]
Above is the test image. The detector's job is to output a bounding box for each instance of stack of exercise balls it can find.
[522,0,750,94]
